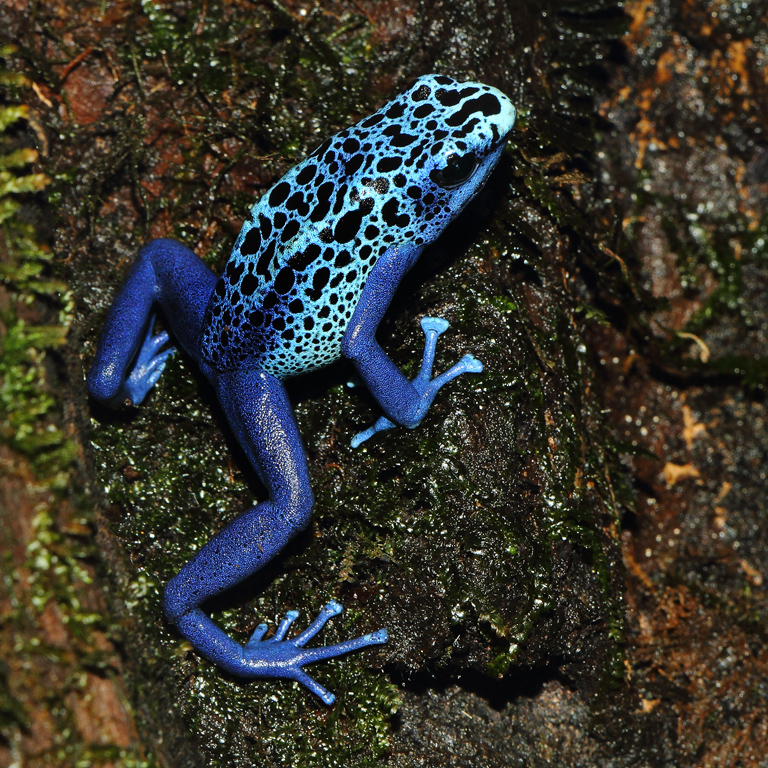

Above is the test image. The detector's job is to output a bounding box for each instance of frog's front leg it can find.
[87,238,218,406]
[162,367,387,704]
[342,244,483,447]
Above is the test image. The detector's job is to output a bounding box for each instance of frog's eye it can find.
[431,151,478,190]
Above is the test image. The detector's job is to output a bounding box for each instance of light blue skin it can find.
[87,74,515,705]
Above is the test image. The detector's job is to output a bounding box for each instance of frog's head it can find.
[343,74,516,248]
[404,74,515,217]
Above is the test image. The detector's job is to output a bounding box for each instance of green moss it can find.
[0,83,152,765]
[0,118,72,477]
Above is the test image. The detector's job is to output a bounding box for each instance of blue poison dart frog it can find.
[88,74,516,705]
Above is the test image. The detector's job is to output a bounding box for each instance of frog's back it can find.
[201,75,514,378]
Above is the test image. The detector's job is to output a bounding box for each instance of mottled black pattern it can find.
[201,74,515,378]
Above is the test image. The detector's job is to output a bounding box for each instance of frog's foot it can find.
[121,315,176,406]
[351,317,483,447]
[242,601,388,705]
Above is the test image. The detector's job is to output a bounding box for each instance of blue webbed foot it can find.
[242,601,388,705]
[121,315,176,405]
[351,317,483,447]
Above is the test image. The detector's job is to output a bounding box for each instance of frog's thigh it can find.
[215,367,315,542]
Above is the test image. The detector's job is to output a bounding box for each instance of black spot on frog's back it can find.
[269,181,291,207]
[240,227,261,256]
[296,163,317,185]
[274,267,296,294]
[287,243,322,271]
[334,197,374,244]
[382,198,410,228]
[446,93,501,127]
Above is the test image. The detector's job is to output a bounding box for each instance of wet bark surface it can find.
[0,0,766,766]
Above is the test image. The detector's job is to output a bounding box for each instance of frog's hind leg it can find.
[87,238,217,406]
[162,368,387,704]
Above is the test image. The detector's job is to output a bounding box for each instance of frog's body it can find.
[88,75,515,705]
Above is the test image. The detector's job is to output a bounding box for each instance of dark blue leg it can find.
[87,238,217,406]
[342,244,483,446]
[350,317,482,446]
[162,368,387,704]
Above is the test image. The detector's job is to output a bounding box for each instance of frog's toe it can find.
[293,601,341,646]
[292,670,336,705]
[124,346,175,405]
[458,353,484,374]
[263,610,300,643]
[137,327,171,364]
[123,316,176,405]
[351,416,395,448]
[298,626,389,665]
[420,316,450,335]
